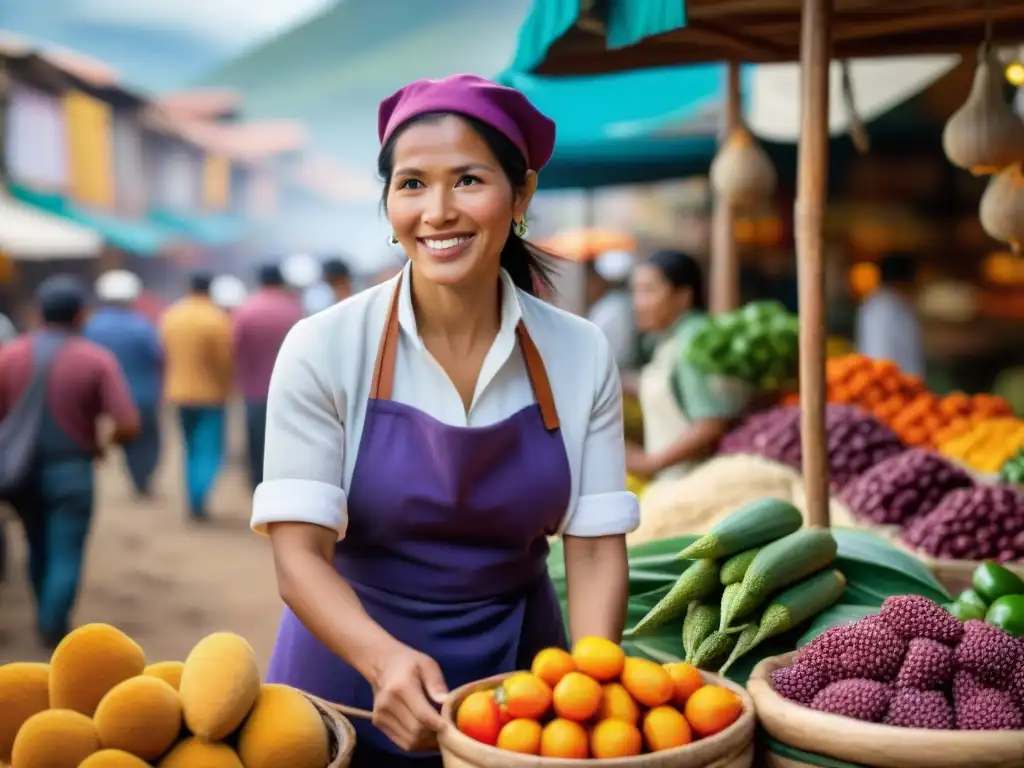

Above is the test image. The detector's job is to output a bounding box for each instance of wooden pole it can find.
[709,61,742,314]
[795,0,832,528]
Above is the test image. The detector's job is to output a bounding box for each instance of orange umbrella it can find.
[536,228,637,262]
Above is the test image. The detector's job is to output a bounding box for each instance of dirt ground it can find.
[0,404,285,668]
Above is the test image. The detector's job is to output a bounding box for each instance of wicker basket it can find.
[747,652,1024,768]
[437,671,755,767]
[305,693,357,768]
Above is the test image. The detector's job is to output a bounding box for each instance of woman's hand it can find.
[626,441,656,479]
[371,642,449,752]
[268,524,447,752]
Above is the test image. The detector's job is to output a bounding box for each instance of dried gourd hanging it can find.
[942,43,1024,175]
[709,125,777,209]
[979,161,1024,254]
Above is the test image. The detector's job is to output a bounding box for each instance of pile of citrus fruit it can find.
[454,636,744,758]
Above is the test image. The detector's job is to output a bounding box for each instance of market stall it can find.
[503,1,1024,765]
[512,0,1024,524]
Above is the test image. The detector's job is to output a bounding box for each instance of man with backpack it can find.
[0,275,139,647]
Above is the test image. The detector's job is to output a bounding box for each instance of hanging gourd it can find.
[709,124,777,208]
[942,43,1024,175]
[979,161,1024,254]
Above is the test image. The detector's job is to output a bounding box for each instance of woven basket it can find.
[305,693,357,768]
[748,652,1024,768]
[437,671,755,767]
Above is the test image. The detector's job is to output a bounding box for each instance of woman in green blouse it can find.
[626,251,750,483]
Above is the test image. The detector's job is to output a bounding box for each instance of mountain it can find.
[1,0,334,91]
[197,0,532,174]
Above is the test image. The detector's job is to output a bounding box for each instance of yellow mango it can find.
[0,662,50,762]
[158,738,244,768]
[11,709,99,767]
[79,750,151,768]
[49,624,145,715]
[144,661,185,691]
[180,632,260,742]
[237,684,329,768]
[94,675,182,760]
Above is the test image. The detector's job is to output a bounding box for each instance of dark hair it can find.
[879,252,917,285]
[189,270,213,294]
[37,275,87,325]
[647,250,707,311]
[377,112,556,297]
[258,264,285,287]
[322,257,352,282]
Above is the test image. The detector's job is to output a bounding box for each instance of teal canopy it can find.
[7,184,176,256]
[499,64,726,189]
[510,0,684,75]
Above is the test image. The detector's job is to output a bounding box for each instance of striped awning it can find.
[0,184,102,260]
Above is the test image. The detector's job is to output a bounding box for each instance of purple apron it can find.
[266,276,572,764]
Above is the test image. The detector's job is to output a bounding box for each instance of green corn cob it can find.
[630,559,720,636]
[720,547,763,586]
[683,602,720,662]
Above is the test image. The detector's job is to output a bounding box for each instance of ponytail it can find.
[500,224,558,297]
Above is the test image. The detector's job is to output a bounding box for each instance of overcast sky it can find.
[0,0,340,89]
[64,0,336,51]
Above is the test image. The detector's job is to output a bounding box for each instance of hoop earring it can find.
[388,233,399,246]
[513,216,528,238]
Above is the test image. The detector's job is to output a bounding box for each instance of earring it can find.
[388,233,399,245]
[514,215,528,238]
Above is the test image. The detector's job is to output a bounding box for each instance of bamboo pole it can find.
[795,0,832,528]
[709,61,742,314]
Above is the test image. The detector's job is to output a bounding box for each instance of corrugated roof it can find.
[153,89,243,120]
[290,156,380,205]
[41,45,119,87]
[142,108,308,162]
[0,28,143,98]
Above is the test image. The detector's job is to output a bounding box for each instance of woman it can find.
[626,250,749,483]
[251,74,637,766]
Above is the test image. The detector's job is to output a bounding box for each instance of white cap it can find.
[594,249,635,282]
[95,269,142,303]
[210,275,248,310]
[281,253,323,289]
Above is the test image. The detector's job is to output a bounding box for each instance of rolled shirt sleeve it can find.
[251,320,349,538]
[562,332,640,537]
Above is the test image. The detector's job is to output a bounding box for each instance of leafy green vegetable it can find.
[686,300,800,390]
[764,739,871,768]
[832,528,950,602]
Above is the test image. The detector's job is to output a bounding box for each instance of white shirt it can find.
[301,281,336,316]
[588,289,636,370]
[251,261,640,540]
[855,287,924,377]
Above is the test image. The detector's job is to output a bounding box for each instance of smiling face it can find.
[631,263,693,333]
[384,114,536,289]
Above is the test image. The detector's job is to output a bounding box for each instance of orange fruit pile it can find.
[453,637,744,758]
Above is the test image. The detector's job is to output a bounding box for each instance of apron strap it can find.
[370,273,561,431]
[514,323,559,431]
[370,275,403,401]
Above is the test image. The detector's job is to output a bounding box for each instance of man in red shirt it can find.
[0,275,139,647]
[231,264,303,489]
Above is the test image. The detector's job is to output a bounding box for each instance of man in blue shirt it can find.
[855,253,925,378]
[84,269,164,497]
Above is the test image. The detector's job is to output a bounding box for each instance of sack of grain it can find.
[631,454,804,544]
